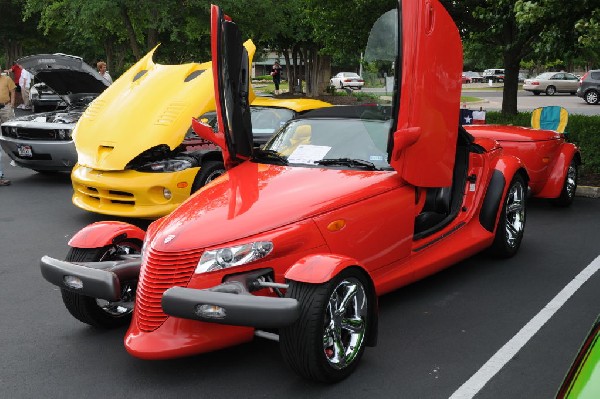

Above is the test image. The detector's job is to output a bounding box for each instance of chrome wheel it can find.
[504,180,526,248]
[546,86,556,95]
[323,277,367,369]
[565,164,577,199]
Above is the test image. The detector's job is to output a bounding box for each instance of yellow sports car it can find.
[71,43,330,218]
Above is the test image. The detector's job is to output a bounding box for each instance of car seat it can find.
[280,124,312,156]
[531,106,568,133]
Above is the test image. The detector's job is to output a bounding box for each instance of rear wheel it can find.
[489,174,526,258]
[191,160,226,193]
[280,269,371,383]
[584,90,599,105]
[546,85,556,96]
[60,240,141,328]
[551,160,578,207]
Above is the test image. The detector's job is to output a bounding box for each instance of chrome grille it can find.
[136,247,203,331]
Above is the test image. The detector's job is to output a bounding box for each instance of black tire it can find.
[280,268,371,383]
[584,90,599,105]
[551,160,578,207]
[545,85,556,96]
[60,241,141,328]
[533,91,541,96]
[191,160,226,193]
[339,82,344,89]
[488,174,527,258]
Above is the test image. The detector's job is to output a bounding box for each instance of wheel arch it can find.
[479,157,528,233]
[284,255,378,347]
[537,144,580,198]
[68,221,145,249]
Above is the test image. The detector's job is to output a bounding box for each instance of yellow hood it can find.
[74,41,256,170]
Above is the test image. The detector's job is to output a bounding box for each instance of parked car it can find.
[68,42,329,219]
[482,68,505,83]
[0,54,109,172]
[556,315,600,398]
[576,70,600,105]
[29,81,67,113]
[330,72,365,89]
[462,71,483,83]
[523,72,580,96]
[39,0,580,383]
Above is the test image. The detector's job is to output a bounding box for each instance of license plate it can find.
[17,145,33,158]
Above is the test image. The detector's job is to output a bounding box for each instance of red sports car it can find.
[40,0,579,382]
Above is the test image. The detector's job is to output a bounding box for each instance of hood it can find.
[74,46,215,170]
[465,125,561,142]
[17,53,108,102]
[74,42,255,171]
[149,162,400,252]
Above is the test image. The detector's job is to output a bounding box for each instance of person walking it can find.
[97,61,113,85]
[0,66,16,186]
[271,61,282,95]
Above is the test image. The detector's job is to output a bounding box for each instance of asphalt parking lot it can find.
[1,156,599,398]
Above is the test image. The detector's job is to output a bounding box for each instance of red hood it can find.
[466,125,561,142]
[149,162,402,252]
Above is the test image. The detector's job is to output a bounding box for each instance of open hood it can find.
[74,46,215,170]
[192,5,255,170]
[17,53,109,102]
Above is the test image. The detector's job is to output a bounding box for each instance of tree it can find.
[441,0,594,115]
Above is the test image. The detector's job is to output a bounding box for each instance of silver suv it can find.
[577,70,600,104]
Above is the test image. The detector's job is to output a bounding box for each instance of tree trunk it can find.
[501,51,521,115]
[119,2,142,60]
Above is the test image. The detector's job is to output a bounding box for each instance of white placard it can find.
[287,145,331,165]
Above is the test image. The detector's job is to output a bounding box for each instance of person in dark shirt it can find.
[271,61,282,95]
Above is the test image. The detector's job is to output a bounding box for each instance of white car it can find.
[330,72,364,89]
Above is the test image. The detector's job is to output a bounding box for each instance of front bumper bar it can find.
[162,281,300,328]
[40,255,141,301]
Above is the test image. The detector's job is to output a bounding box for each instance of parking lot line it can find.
[449,254,600,399]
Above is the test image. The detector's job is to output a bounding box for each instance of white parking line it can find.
[450,254,600,399]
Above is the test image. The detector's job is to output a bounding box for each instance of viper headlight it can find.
[195,241,274,274]
[136,159,192,173]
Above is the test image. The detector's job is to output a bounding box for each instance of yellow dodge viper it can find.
[71,42,330,218]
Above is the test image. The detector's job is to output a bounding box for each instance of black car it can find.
[577,70,600,105]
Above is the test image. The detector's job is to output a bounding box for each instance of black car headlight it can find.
[136,159,193,173]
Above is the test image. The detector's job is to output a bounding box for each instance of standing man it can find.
[96,61,113,85]
[18,68,32,110]
[271,61,282,95]
[0,66,16,186]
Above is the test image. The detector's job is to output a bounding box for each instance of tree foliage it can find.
[1,0,599,103]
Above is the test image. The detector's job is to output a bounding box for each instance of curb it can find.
[576,186,600,198]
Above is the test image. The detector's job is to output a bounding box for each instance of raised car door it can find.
[207,4,254,169]
[385,0,463,187]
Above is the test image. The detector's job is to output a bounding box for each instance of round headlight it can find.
[163,188,172,200]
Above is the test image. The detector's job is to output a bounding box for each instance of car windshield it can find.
[535,72,555,80]
[257,107,393,171]
[251,106,294,134]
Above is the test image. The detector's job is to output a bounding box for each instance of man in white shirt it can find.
[18,68,32,110]
[96,61,113,85]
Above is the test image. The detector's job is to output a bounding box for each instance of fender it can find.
[284,253,378,347]
[285,253,363,284]
[479,156,528,232]
[537,143,580,198]
[68,221,146,249]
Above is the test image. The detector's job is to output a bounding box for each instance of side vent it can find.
[155,102,186,126]
[97,145,114,163]
[133,70,148,82]
[82,99,106,121]
[184,69,206,82]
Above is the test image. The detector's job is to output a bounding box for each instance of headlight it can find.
[57,129,71,140]
[136,159,192,173]
[195,241,274,274]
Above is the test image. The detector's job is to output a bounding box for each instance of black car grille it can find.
[2,126,71,141]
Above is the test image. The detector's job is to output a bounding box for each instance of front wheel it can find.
[280,269,371,383]
[60,241,141,328]
[546,85,556,96]
[584,90,599,105]
[488,174,527,258]
[191,160,226,193]
[551,161,578,207]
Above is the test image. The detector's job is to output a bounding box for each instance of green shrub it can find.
[486,111,600,174]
